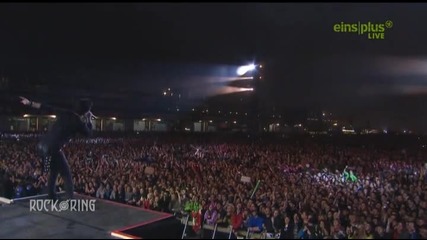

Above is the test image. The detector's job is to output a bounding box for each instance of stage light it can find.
[237,64,257,76]
[237,66,248,76]
[111,231,136,239]
[239,87,254,92]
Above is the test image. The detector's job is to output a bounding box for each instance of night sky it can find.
[1,3,427,131]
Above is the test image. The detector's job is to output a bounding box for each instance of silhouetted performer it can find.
[1,172,14,199]
[20,96,95,200]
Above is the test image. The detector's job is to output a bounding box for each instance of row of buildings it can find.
[0,111,388,135]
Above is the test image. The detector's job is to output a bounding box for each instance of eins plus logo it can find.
[333,20,393,40]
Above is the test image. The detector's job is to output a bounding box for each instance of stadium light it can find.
[239,87,254,92]
[237,64,257,76]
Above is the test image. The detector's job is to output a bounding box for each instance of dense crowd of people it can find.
[1,133,426,239]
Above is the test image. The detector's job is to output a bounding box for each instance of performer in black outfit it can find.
[20,96,95,200]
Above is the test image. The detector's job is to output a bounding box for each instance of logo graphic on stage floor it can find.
[29,199,97,212]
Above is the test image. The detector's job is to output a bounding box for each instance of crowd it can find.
[1,133,426,239]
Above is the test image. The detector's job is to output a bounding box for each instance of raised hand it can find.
[19,96,31,106]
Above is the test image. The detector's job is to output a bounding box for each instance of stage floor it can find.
[0,194,173,239]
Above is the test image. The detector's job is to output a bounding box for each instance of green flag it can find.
[349,171,357,182]
[343,170,350,181]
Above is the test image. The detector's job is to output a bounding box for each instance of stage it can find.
[0,193,181,239]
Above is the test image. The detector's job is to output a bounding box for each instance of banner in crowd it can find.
[240,176,251,183]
